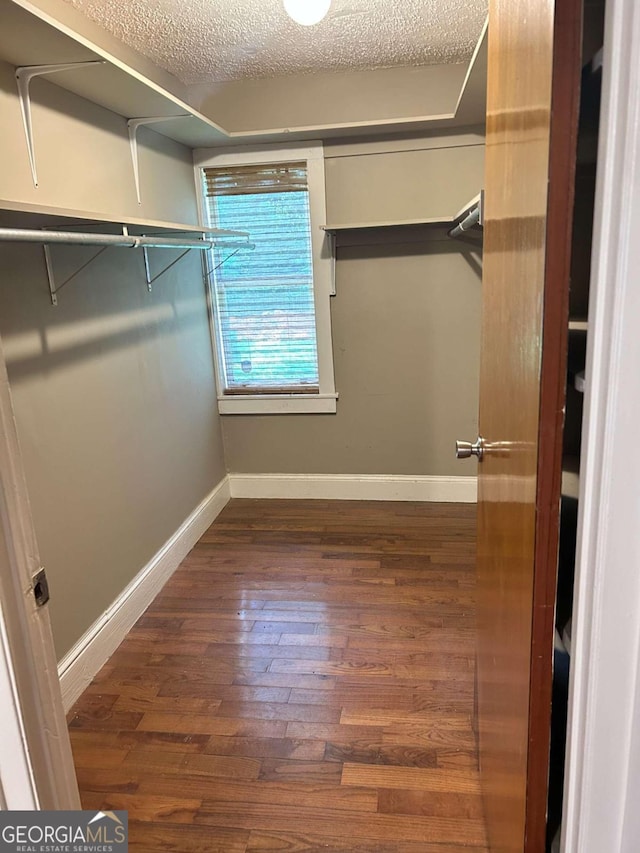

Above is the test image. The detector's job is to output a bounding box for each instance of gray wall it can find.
[324,132,486,224]
[221,130,484,476]
[0,68,225,659]
[0,245,225,659]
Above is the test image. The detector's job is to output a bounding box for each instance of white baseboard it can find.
[58,476,231,711]
[228,473,477,503]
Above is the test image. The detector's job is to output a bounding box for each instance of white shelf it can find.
[322,217,453,233]
[590,47,604,76]
[322,198,484,234]
[568,318,589,332]
[0,198,219,235]
[554,627,566,654]
[454,192,482,223]
[561,455,580,500]
[562,618,573,656]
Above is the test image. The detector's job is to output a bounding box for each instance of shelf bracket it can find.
[142,244,192,291]
[42,225,132,306]
[127,116,189,205]
[142,231,252,290]
[329,231,336,296]
[43,242,108,306]
[16,61,106,188]
[203,247,243,283]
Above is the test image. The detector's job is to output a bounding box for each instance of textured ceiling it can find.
[61,0,488,85]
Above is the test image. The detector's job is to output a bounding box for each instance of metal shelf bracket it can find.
[142,244,191,291]
[42,226,133,306]
[328,231,336,296]
[16,61,106,187]
[43,243,110,306]
[127,116,189,205]
[203,247,247,283]
[142,229,254,290]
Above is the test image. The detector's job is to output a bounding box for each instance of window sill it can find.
[217,393,338,415]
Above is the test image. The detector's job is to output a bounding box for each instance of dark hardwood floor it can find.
[68,498,487,852]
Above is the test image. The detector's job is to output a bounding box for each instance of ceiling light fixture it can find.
[283,0,331,26]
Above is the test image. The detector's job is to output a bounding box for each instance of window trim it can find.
[194,142,337,415]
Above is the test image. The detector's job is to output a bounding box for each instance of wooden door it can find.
[475,1,582,850]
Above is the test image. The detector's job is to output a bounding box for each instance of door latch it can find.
[32,568,50,607]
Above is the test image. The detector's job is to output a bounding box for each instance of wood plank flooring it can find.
[68,499,487,852]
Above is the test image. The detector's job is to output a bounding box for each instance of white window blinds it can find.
[202,162,320,395]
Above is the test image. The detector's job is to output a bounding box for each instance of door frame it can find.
[525,0,583,846]
[562,0,640,849]
[0,332,79,809]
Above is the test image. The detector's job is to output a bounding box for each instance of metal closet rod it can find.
[448,206,481,239]
[0,227,253,251]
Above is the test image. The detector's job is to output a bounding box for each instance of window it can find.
[196,144,337,414]
[205,163,318,393]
